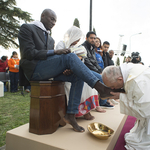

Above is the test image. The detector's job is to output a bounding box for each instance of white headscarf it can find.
[63,26,85,48]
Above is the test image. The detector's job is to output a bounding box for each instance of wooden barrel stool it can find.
[29,81,67,135]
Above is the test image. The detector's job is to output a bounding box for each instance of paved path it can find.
[0,145,5,150]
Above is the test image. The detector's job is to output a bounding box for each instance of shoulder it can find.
[20,24,37,32]
[82,41,88,47]
[56,41,65,49]
[8,58,12,62]
[106,52,109,56]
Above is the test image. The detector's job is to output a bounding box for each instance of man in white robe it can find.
[102,63,150,150]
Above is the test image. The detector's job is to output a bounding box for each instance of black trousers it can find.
[9,71,19,92]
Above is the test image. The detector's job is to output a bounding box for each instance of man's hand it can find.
[63,69,73,76]
[54,49,71,55]
[110,92,120,99]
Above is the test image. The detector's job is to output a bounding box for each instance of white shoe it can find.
[110,99,118,105]
[25,89,30,93]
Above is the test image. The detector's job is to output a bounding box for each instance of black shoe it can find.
[100,102,114,109]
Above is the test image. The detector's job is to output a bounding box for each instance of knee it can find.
[67,53,78,58]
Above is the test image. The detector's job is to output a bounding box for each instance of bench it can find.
[29,81,67,135]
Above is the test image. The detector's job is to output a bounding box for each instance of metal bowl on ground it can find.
[87,122,114,140]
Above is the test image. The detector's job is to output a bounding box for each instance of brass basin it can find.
[87,122,114,140]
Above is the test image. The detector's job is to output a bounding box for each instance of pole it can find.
[89,0,92,31]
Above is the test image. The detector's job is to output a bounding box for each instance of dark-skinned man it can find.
[18,9,122,133]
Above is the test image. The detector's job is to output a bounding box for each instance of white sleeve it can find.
[119,93,135,116]
[55,41,65,50]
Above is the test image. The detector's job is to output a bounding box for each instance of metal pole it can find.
[89,0,92,31]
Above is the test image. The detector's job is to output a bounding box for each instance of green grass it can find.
[0,91,30,147]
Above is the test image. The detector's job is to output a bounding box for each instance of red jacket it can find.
[0,59,8,72]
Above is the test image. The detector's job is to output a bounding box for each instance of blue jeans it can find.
[90,71,107,106]
[31,53,100,114]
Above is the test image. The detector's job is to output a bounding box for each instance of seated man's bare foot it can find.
[95,106,106,113]
[63,114,85,132]
[84,112,95,120]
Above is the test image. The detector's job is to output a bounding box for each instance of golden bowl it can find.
[87,122,114,140]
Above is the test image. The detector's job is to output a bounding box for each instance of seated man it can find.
[102,63,150,149]
[18,8,118,133]
[0,56,8,72]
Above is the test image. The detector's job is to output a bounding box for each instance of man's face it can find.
[102,44,109,53]
[86,34,96,45]
[126,57,131,62]
[103,76,124,89]
[41,11,57,30]
[109,51,114,58]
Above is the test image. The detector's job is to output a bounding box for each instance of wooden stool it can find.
[29,81,67,135]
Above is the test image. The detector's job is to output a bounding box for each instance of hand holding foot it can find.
[94,81,113,99]
[63,114,85,132]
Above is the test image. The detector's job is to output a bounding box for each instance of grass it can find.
[0,90,30,147]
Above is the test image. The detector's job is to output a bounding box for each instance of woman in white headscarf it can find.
[56,26,105,120]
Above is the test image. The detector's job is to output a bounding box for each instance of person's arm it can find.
[18,24,48,60]
[8,59,15,69]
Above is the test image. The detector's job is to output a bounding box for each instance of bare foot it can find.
[96,106,106,113]
[84,112,95,120]
[115,99,120,102]
[63,114,85,132]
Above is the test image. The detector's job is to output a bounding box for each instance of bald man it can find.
[102,63,150,149]
[18,9,123,132]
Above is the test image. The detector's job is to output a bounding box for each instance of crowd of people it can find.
[0,52,30,93]
[1,7,150,149]
[18,8,126,133]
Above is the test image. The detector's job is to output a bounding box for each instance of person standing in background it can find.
[8,51,19,93]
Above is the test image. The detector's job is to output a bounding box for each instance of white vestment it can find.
[120,63,150,150]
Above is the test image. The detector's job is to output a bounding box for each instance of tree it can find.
[123,56,126,63]
[93,27,96,34]
[73,18,80,28]
[0,0,33,49]
[116,57,120,66]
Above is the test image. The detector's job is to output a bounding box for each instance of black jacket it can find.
[18,24,55,86]
[82,41,102,73]
[102,51,114,68]
[108,56,114,66]
[102,52,110,68]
